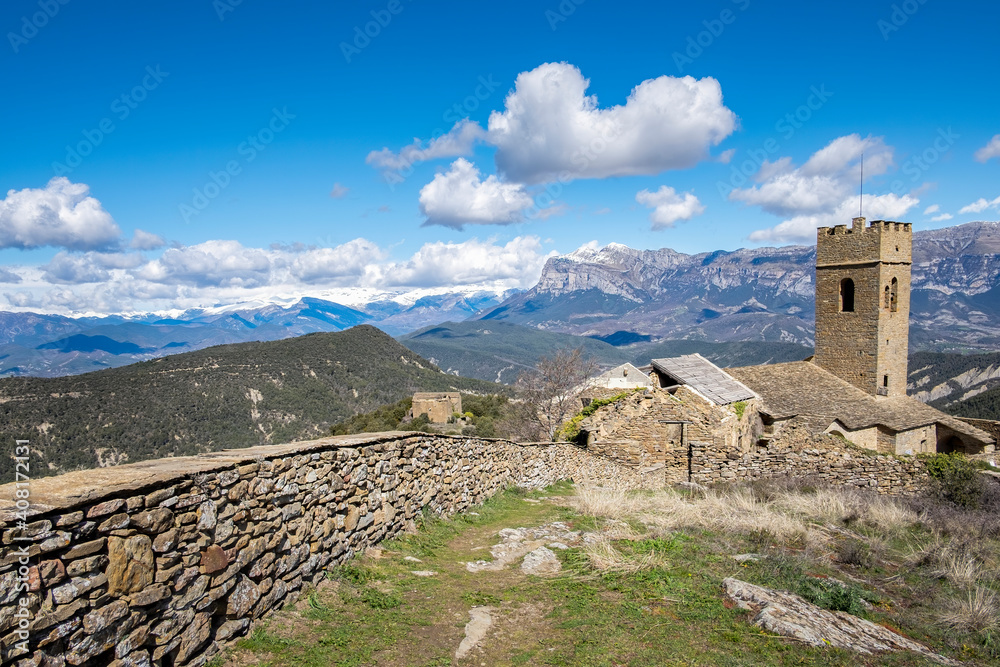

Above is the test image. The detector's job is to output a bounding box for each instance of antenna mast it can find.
[859,152,864,218]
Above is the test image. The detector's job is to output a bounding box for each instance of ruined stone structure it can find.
[410,392,462,424]
[814,217,912,398]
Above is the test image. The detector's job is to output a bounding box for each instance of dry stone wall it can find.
[0,432,647,667]
[690,426,929,494]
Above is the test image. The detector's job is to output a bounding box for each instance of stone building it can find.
[728,361,993,455]
[574,216,994,474]
[410,392,462,423]
[577,355,760,483]
[814,217,912,397]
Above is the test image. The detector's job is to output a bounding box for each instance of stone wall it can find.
[690,426,929,494]
[0,432,650,667]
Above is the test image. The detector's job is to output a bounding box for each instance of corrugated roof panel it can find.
[650,354,756,405]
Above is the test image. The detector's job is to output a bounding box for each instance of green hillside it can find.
[400,321,812,382]
[0,325,499,483]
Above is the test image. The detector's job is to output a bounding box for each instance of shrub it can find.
[557,389,642,443]
[731,401,747,419]
[923,453,987,509]
[798,578,873,616]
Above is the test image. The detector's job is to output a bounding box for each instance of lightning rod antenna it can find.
[859,152,864,218]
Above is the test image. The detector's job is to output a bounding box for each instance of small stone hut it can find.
[410,392,462,424]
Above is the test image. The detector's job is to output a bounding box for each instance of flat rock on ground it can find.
[465,522,596,574]
[722,578,961,666]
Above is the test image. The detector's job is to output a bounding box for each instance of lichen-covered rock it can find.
[107,535,154,596]
[722,578,959,665]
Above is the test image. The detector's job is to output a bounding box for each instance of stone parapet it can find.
[0,432,647,666]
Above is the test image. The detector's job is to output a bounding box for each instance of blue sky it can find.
[1,0,998,314]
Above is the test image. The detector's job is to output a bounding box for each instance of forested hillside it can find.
[0,325,499,483]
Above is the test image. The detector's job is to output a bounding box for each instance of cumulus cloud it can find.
[0,178,121,250]
[130,229,166,250]
[974,135,1000,163]
[731,135,893,217]
[0,233,560,314]
[418,158,535,229]
[379,236,554,288]
[138,240,273,288]
[487,63,737,184]
[636,186,705,229]
[748,193,920,243]
[42,252,110,284]
[290,239,387,284]
[366,119,487,176]
[0,267,21,283]
[959,196,1000,214]
[329,183,349,199]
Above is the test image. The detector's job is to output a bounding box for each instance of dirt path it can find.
[219,489,579,667]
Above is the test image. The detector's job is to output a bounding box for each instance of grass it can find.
[217,478,1000,666]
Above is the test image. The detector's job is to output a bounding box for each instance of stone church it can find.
[577,217,994,469]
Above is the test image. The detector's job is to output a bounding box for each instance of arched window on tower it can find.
[840,278,855,312]
[890,277,898,312]
[884,285,890,309]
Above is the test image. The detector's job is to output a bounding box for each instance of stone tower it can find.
[814,217,912,397]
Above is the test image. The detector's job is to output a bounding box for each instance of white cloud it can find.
[635,186,705,229]
[731,135,893,217]
[290,239,386,284]
[138,240,272,288]
[0,234,559,315]
[379,236,554,288]
[366,119,487,175]
[487,62,737,184]
[329,183,349,199]
[0,267,21,283]
[0,178,121,250]
[748,193,920,243]
[974,134,1000,163]
[931,213,953,222]
[718,148,737,164]
[959,196,1000,214]
[130,229,166,250]
[42,252,110,284]
[923,204,940,215]
[418,158,535,229]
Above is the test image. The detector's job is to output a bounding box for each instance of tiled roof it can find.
[728,361,994,444]
[650,354,757,405]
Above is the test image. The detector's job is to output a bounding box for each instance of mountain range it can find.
[0,220,998,378]
[475,221,1000,352]
[0,325,499,483]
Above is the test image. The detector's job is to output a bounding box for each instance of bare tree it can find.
[501,348,597,441]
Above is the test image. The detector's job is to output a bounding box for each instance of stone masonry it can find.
[0,432,658,667]
[814,217,912,397]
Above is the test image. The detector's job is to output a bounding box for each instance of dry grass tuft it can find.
[582,537,660,574]
[939,587,1000,633]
